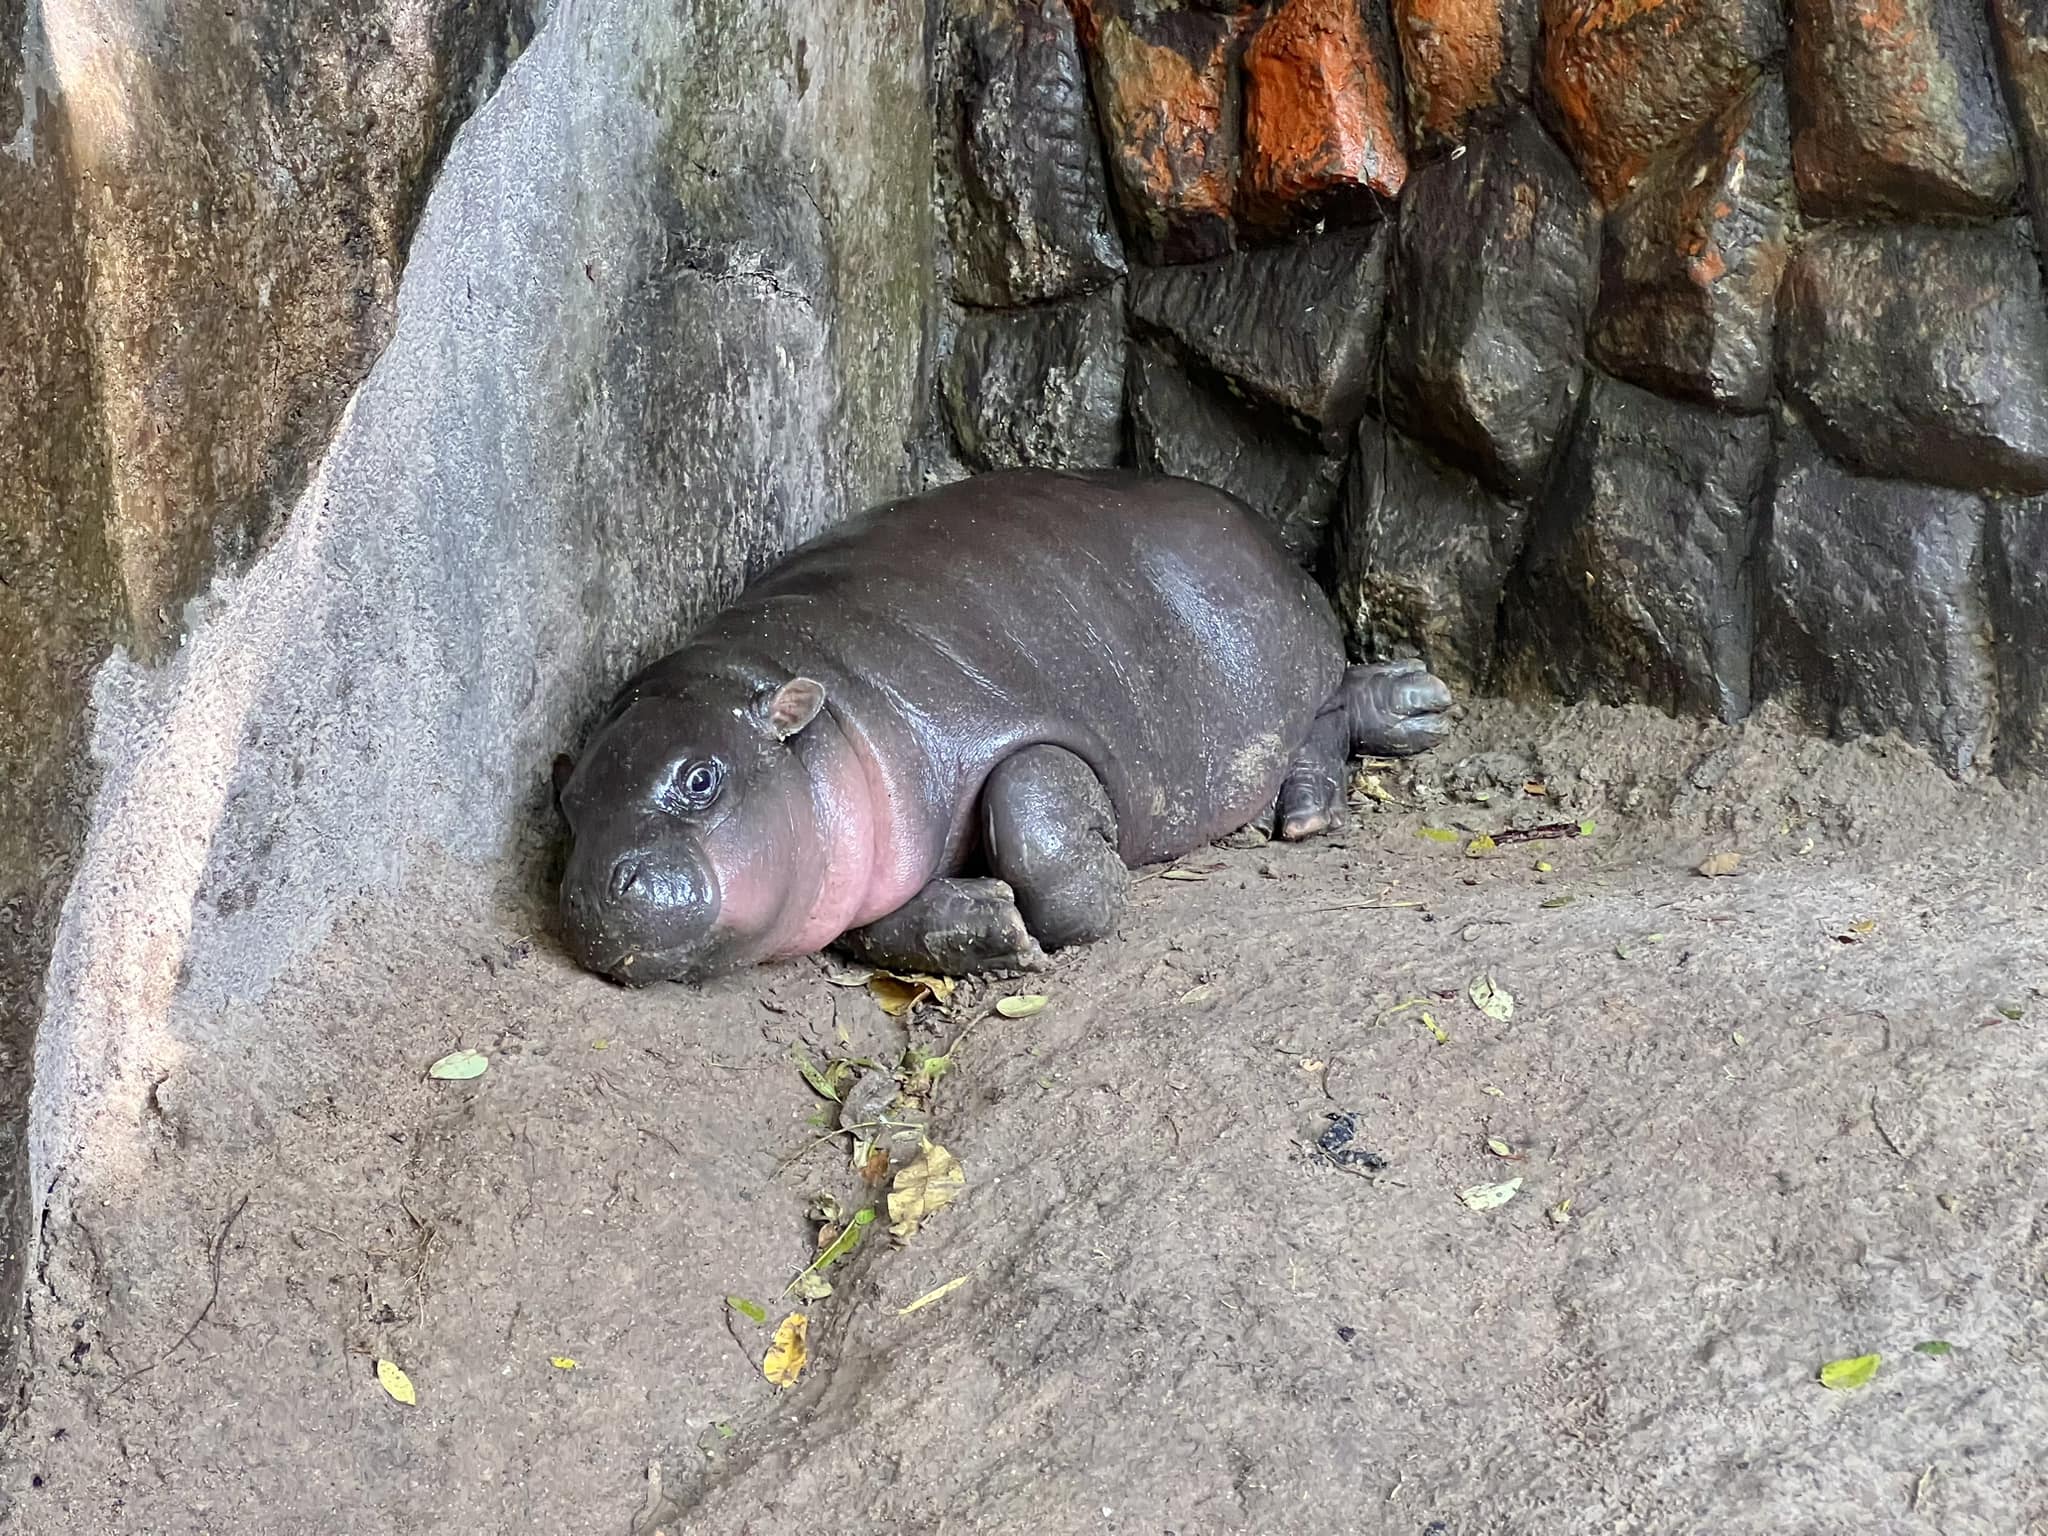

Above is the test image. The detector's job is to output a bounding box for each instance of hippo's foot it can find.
[1276,705,1348,841]
[982,744,1129,950]
[1340,659,1455,758]
[839,877,1050,976]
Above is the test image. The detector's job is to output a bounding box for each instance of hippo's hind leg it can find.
[981,744,1128,950]
[839,877,1049,976]
[1341,658,1454,758]
[1276,706,1350,842]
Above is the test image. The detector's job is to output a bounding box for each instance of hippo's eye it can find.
[670,759,724,813]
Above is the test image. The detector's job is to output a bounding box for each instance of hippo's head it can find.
[555,675,832,984]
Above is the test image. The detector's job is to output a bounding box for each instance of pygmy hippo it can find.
[555,468,1453,983]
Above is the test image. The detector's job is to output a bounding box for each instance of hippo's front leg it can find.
[1342,658,1455,757]
[838,876,1049,976]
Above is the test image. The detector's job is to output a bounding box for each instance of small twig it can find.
[1486,822,1584,846]
[1307,899,1425,914]
[104,1192,252,1399]
[774,1119,886,1174]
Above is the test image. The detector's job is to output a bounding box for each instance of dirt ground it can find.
[4,700,2045,1535]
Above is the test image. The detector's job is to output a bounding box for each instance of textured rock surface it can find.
[1588,77,1791,411]
[939,0,1125,305]
[941,288,1126,469]
[1539,0,1781,205]
[1127,225,1387,442]
[1241,0,1407,227]
[1506,374,1768,721]
[1992,0,2048,235]
[1072,0,1245,262]
[1394,0,1537,152]
[1990,496,2048,776]
[18,0,933,1407]
[1385,114,1599,497]
[1759,428,1995,775]
[1128,345,1347,563]
[1790,0,2021,219]
[1779,221,2048,494]
[1333,420,1527,690]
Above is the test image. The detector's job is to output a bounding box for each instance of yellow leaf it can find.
[426,1049,487,1081]
[1534,859,1554,873]
[1819,1353,1880,1390]
[887,1141,965,1236]
[868,971,956,1016]
[1420,1009,1448,1044]
[1418,826,1459,844]
[550,1356,578,1370]
[376,1359,417,1405]
[897,1273,973,1316]
[1458,1177,1523,1211]
[1465,835,1497,859]
[1547,1198,1572,1226]
[996,994,1048,1019]
[1354,773,1395,804]
[1468,975,1514,1022]
[590,1039,609,1051]
[762,1314,809,1388]
[1158,866,1208,881]
[1486,1137,1513,1157]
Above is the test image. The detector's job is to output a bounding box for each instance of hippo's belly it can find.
[674,468,1348,870]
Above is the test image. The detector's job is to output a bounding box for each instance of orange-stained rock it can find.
[1539,0,1781,206]
[1072,0,1248,263]
[1994,0,2048,242]
[1241,0,1408,227]
[1395,0,1536,151]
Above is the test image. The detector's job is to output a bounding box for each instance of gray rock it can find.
[1384,114,1599,499]
[1779,222,2048,495]
[1127,225,1387,446]
[1504,374,1768,723]
[942,289,1127,471]
[1332,420,1527,693]
[1588,77,1792,413]
[1995,0,2048,242]
[1128,344,1345,565]
[1758,425,1995,776]
[940,0,1126,306]
[1988,495,2048,777]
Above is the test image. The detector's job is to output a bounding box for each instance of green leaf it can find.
[1540,895,1572,909]
[1418,826,1460,844]
[1996,1003,2025,1021]
[787,1207,876,1295]
[996,994,1049,1019]
[427,1048,488,1081]
[725,1295,768,1325]
[791,1048,839,1103]
[1819,1353,1881,1390]
[1458,1177,1523,1211]
[1913,1340,1953,1357]
[1468,975,1514,1022]
[1577,820,1597,836]
[1464,835,1497,859]
[1486,1137,1513,1157]
[1420,1009,1448,1044]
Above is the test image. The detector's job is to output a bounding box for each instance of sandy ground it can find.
[4,701,2045,1535]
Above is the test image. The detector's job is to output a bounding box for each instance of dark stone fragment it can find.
[1588,77,1792,412]
[1127,225,1387,444]
[1790,0,2021,218]
[1758,424,1995,777]
[1128,344,1345,564]
[1384,114,1599,499]
[1504,373,1768,723]
[1988,496,2048,777]
[1333,420,1527,692]
[1316,1110,1387,1168]
[941,289,1127,472]
[1995,0,2048,236]
[940,0,1127,306]
[1778,221,2048,495]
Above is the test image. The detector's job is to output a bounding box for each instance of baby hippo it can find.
[555,468,1452,982]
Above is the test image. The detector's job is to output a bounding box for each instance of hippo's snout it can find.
[559,830,723,985]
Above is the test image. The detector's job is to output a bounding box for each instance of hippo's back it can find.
[685,468,1347,866]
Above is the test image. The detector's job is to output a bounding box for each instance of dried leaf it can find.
[888,1142,965,1236]
[898,1273,973,1316]
[1177,983,1217,1007]
[1819,1353,1880,1390]
[791,1272,834,1302]
[1523,781,1547,796]
[1468,976,1514,1022]
[1458,1178,1523,1211]
[996,994,1048,1019]
[1540,895,1572,909]
[1480,1085,1504,1098]
[1834,919,1877,944]
[868,972,956,1016]
[823,966,874,987]
[1697,851,1742,878]
[1418,826,1460,844]
[550,1356,578,1370]
[426,1049,488,1082]
[1354,773,1395,805]
[1996,1002,2025,1021]
[1159,867,1209,882]
[1464,835,1497,859]
[762,1314,809,1388]
[1547,1198,1572,1227]
[1913,1340,1953,1357]
[376,1359,417,1406]
[1732,1030,1749,1047]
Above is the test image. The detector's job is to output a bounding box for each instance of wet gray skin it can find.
[555,467,1454,983]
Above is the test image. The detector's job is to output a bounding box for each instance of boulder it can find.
[941,289,1128,471]
[1988,495,2048,777]
[1393,0,1538,153]
[1758,425,1995,776]
[940,0,1127,306]
[1241,0,1408,228]
[1127,344,1347,563]
[1779,221,2048,495]
[1790,0,2021,219]
[1127,224,1387,444]
[1587,77,1792,412]
[1992,0,2048,238]
[1504,373,1768,721]
[1384,114,1599,498]
[1333,420,1528,691]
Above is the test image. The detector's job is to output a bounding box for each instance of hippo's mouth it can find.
[580,932,741,988]
[558,834,727,985]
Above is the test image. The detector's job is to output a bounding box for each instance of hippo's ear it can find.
[761,676,826,741]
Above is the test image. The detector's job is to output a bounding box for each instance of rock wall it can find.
[3,0,932,1393]
[932,0,2048,780]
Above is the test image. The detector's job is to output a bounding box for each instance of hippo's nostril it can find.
[607,858,645,902]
